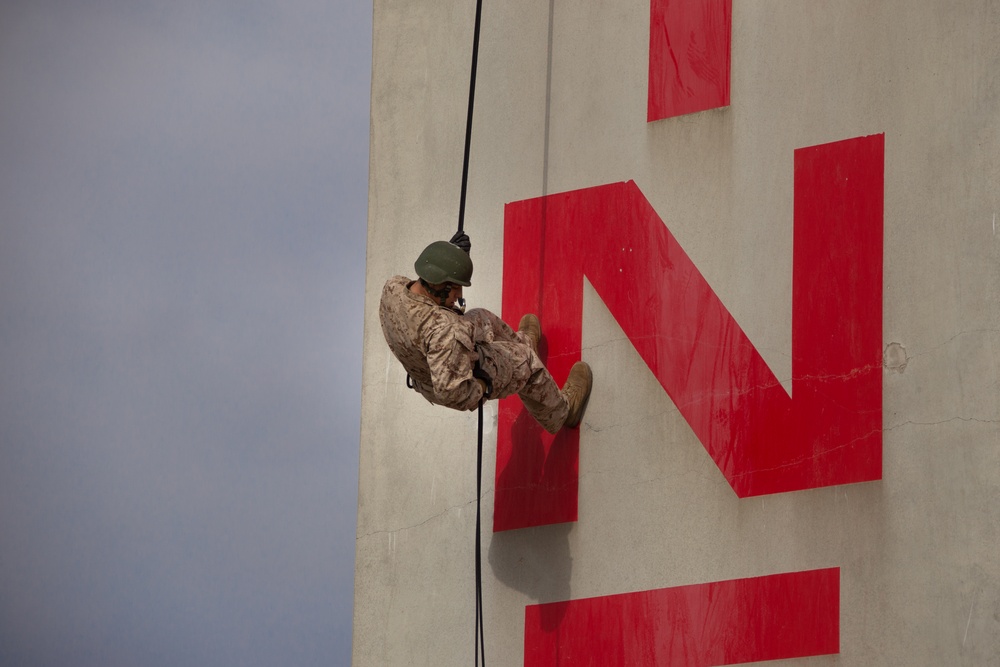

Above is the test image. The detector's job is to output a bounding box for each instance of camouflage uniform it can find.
[379,275,568,433]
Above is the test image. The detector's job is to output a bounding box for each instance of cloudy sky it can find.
[1,2,369,664]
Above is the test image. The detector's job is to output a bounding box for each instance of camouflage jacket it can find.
[379,276,484,411]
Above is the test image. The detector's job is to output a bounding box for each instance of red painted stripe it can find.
[497,135,883,532]
[648,0,732,121]
[524,568,840,666]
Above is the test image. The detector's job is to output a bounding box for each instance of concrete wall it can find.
[356,0,1000,664]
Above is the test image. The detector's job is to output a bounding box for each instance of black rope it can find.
[474,399,486,667]
[456,0,487,663]
[457,0,485,234]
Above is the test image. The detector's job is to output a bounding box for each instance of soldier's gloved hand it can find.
[449,230,471,254]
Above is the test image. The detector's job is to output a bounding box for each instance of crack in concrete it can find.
[726,416,1000,480]
[579,465,716,491]
[728,425,886,480]
[670,362,884,410]
[582,410,997,486]
[583,413,671,434]
[885,416,1000,429]
[908,328,1000,358]
[357,491,495,541]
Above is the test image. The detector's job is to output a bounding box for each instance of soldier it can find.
[379,235,592,433]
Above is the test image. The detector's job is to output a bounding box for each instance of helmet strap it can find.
[420,278,453,307]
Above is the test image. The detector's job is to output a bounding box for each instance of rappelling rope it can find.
[474,396,487,667]
[457,0,484,236]
[455,0,487,663]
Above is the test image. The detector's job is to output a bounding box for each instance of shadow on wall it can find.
[488,410,573,632]
[488,522,573,632]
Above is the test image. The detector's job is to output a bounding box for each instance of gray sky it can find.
[0,1,369,664]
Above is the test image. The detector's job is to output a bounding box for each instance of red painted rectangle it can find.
[524,568,840,666]
[649,0,732,121]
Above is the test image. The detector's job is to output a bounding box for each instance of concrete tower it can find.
[356,1,1000,664]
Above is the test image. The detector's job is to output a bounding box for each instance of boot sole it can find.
[564,361,593,428]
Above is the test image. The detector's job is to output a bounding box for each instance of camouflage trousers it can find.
[464,308,568,434]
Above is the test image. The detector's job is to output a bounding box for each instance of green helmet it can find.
[414,241,473,286]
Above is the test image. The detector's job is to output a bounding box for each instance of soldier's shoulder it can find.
[381,275,413,301]
[383,275,411,291]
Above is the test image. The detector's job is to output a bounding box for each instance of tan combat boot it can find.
[518,313,541,353]
[561,361,593,429]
